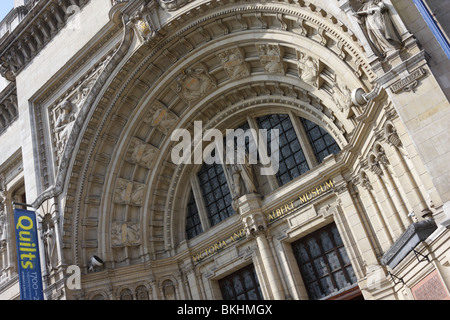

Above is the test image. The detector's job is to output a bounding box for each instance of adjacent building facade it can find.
[0,0,449,300]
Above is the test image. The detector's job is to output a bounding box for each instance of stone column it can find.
[237,193,286,300]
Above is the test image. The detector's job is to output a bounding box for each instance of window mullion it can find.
[247,116,279,191]
[189,173,211,231]
[288,112,318,168]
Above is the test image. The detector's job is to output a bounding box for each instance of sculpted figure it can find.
[353,0,402,58]
[176,63,216,103]
[54,100,76,158]
[298,53,320,87]
[226,145,258,210]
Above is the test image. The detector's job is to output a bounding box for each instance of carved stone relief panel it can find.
[174,62,217,104]
[143,101,179,135]
[114,178,146,206]
[331,78,354,119]
[216,47,250,80]
[50,56,111,164]
[111,221,141,247]
[256,44,285,75]
[125,137,158,168]
[296,51,322,88]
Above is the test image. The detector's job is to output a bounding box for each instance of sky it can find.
[0,0,14,21]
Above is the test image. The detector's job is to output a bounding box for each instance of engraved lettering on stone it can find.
[126,137,157,168]
[114,179,145,206]
[389,68,426,94]
[111,222,141,247]
[216,47,250,80]
[256,44,285,75]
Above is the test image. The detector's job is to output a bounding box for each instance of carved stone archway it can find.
[37,1,384,298]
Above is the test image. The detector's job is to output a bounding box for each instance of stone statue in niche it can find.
[54,100,76,160]
[297,52,321,88]
[42,214,57,272]
[256,44,285,75]
[144,101,178,136]
[353,0,402,58]
[175,63,217,104]
[216,47,250,80]
[226,146,258,210]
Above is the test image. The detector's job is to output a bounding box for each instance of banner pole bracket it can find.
[12,201,35,209]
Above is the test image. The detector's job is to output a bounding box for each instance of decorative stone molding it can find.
[41,1,375,268]
[0,84,18,135]
[157,0,193,12]
[0,0,92,81]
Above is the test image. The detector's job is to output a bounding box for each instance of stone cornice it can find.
[0,0,92,82]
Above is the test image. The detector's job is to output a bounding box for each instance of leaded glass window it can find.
[186,191,203,240]
[219,264,263,300]
[256,114,309,186]
[291,223,357,300]
[301,118,340,163]
[197,162,235,227]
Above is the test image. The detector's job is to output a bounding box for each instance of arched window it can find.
[184,113,341,240]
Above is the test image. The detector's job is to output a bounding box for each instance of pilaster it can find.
[237,193,286,300]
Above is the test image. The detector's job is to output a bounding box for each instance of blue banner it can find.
[14,208,44,300]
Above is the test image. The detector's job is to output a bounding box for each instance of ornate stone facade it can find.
[0,0,449,302]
